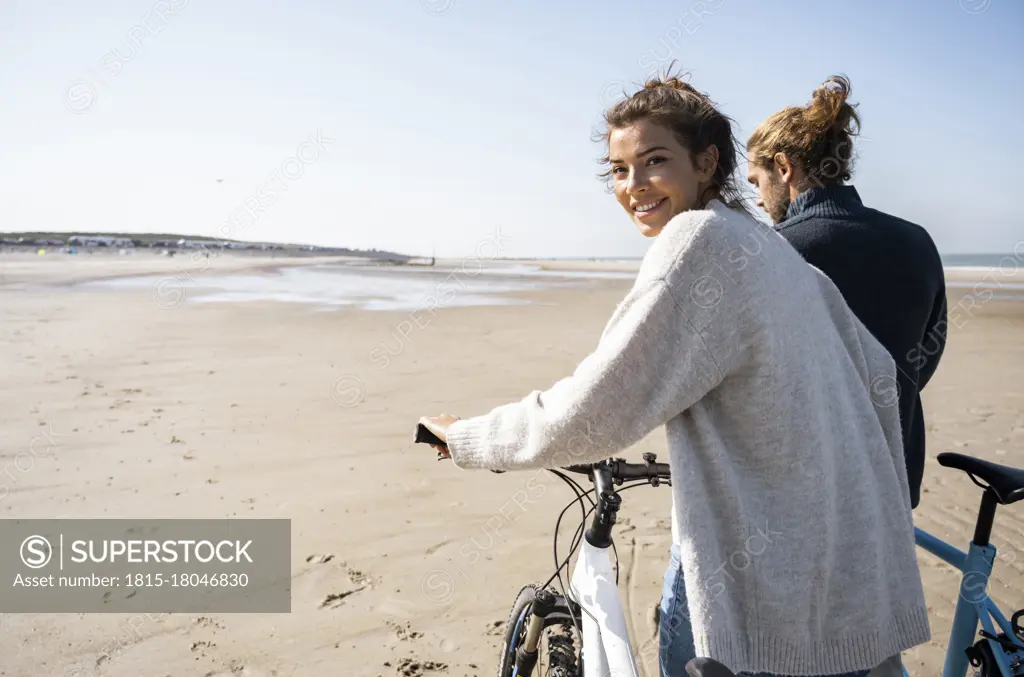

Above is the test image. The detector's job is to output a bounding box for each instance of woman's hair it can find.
[596,67,751,214]
[746,75,861,185]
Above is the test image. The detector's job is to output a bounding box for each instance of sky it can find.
[1,0,1021,259]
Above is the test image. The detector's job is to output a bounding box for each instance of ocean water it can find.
[942,252,1023,269]
[945,281,1024,293]
[76,254,1024,311]
[940,253,1024,298]
[80,262,636,311]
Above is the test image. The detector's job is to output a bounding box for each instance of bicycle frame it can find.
[912,526,1023,677]
[569,538,639,677]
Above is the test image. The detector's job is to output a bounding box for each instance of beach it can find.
[1,253,1022,677]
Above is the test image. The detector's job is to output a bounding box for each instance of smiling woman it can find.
[597,73,753,237]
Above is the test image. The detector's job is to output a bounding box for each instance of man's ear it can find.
[696,145,720,182]
[773,152,794,184]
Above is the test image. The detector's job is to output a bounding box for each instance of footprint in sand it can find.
[203,661,282,677]
[312,554,378,586]
[319,587,366,609]
[194,616,225,630]
[424,540,454,556]
[386,620,424,641]
[346,567,375,587]
[190,640,216,658]
[394,658,449,676]
[305,554,379,606]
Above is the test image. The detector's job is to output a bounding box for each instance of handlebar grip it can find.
[414,422,446,446]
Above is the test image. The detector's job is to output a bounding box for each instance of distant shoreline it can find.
[3,233,1018,269]
[3,248,1021,287]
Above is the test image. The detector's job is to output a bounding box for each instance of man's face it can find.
[747,163,792,225]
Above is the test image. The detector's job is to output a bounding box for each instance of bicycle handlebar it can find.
[414,422,670,482]
[562,457,671,483]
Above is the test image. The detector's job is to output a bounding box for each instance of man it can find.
[748,79,946,677]
[746,75,947,511]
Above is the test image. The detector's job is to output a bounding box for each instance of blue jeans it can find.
[659,545,871,677]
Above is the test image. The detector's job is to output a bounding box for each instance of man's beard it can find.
[766,180,791,224]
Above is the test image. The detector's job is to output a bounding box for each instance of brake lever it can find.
[643,452,661,487]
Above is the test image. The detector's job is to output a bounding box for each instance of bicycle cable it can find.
[537,468,592,662]
[542,476,672,642]
[552,481,645,631]
[545,472,603,593]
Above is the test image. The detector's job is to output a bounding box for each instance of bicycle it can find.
[904,452,1024,676]
[415,421,675,676]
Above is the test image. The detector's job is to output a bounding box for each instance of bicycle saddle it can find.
[938,452,1024,505]
[685,658,738,677]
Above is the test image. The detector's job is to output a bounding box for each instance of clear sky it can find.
[1,0,1021,258]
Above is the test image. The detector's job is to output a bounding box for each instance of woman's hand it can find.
[419,414,459,459]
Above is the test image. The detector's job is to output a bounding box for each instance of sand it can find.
[0,254,1022,677]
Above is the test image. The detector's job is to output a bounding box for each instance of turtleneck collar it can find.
[784,184,864,222]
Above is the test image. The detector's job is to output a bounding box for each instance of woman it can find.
[419,74,929,677]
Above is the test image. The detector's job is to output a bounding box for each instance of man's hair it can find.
[747,75,861,185]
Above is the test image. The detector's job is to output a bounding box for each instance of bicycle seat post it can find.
[973,489,999,547]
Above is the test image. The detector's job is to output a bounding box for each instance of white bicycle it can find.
[489,455,734,677]
[413,420,737,677]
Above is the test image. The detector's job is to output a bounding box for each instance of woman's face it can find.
[609,120,716,237]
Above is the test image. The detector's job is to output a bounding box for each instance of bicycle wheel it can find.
[497,584,579,677]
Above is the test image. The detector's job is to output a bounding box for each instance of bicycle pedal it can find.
[979,630,1024,653]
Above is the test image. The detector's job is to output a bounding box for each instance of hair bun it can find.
[813,75,851,104]
[806,74,858,136]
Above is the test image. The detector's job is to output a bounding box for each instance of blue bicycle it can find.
[686,452,1024,677]
[908,452,1024,676]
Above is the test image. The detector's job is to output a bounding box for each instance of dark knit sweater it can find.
[777,185,947,508]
